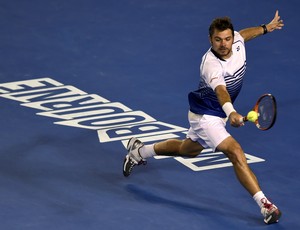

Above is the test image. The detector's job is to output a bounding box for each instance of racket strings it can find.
[257,96,276,130]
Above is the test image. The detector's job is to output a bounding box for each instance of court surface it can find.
[0,1,299,229]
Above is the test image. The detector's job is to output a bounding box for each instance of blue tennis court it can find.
[0,0,299,229]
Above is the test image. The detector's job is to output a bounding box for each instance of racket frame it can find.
[243,94,277,131]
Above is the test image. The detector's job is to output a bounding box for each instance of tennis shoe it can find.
[260,198,282,224]
[123,137,146,177]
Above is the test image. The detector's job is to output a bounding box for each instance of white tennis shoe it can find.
[123,137,146,177]
[261,198,282,224]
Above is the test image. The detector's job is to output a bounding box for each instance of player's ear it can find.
[208,35,212,45]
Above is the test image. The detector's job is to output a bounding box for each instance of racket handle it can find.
[239,116,248,123]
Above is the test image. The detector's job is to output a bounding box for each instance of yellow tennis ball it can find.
[247,111,258,122]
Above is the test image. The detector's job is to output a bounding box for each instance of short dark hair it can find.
[209,17,234,37]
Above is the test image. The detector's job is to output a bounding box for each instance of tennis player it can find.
[123,10,284,224]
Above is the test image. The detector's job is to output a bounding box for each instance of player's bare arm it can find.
[239,10,284,42]
[215,85,243,127]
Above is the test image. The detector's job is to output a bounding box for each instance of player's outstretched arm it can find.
[239,10,284,42]
[266,10,284,32]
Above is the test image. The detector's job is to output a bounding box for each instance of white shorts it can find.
[186,111,231,151]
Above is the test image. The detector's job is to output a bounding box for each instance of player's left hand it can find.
[267,10,284,32]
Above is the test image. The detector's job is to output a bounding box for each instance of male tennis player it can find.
[123,10,284,224]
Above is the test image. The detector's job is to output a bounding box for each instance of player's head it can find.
[209,17,234,38]
[209,17,234,59]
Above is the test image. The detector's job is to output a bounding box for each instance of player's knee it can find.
[226,149,247,166]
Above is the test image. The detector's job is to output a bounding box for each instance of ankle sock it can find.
[253,191,271,208]
[139,144,156,159]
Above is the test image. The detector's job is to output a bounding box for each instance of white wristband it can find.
[222,102,236,117]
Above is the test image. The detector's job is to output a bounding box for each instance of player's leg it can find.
[154,138,204,157]
[123,137,204,177]
[216,136,281,224]
[123,111,205,177]
[216,136,260,195]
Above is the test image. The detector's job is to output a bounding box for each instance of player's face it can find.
[210,29,234,59]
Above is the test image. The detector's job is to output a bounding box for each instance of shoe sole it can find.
[123,155,131,177]
[264,209,282,224]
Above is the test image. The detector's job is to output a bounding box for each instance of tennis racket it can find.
[241,94,277,130]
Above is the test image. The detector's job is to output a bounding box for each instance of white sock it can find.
[253,191,271,208]
[139,144,156,159]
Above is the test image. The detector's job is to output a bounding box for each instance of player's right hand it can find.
[229,111,244,127]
